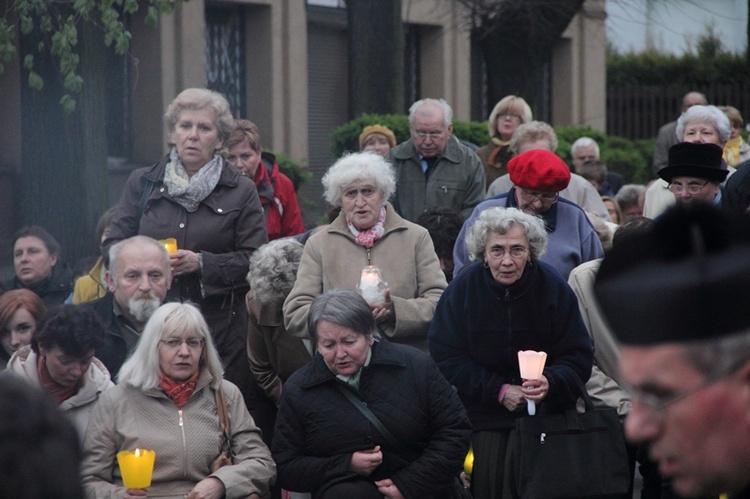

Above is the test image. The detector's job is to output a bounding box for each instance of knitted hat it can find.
[594,205,750,345]
[658,142,728,183]
[507,149,571,192]
[359,125,397,150]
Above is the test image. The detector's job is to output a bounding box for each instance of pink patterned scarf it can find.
[347,207,386,248]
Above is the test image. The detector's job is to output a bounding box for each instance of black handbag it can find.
[512,379,631,499]
[336,383,472,499]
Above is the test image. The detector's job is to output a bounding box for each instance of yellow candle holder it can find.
[463,446,474,476]
[160,238,178,255]
[117,448,156,489]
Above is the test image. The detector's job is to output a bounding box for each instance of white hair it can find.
[322,152,396,208]
[408,98,453,128]
[465,207,548,262]
[571,137,600,158]
[676,105,731,143]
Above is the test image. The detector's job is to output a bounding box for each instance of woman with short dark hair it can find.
[274,289,471,499]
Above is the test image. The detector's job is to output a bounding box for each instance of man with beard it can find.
[81,235,172,379]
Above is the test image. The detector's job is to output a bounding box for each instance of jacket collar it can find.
[392,135,465,165]
[298,340,406,389]
[481,258,538,301]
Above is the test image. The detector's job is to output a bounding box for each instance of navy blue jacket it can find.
[429,260,593,431]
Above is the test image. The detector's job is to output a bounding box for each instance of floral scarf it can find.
[347,207,386,248]
[159,369,200,409]
[163,147,223,212]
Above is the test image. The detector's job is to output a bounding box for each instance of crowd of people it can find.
[2,87,750,499]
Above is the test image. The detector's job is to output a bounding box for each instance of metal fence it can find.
[607,83,750,140]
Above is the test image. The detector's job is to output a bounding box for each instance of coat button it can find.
[217,208,223,213]
[179,223,185,229]
[364,436,373,445]
[159,187,165,192]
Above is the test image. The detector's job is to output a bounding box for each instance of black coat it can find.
[5,262,74,309]
[80,293,127,380]
[272,340,472,499]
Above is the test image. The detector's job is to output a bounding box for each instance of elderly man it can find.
[659,142,728,207]
[386,98,486,221]
[652,91,707,174]
[454,149,603,279]
[594,205,750,498]
[571,137,624,195]
[486,123,610,221]
[82,235,172,377]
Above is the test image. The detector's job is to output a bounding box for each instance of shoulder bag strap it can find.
[336,383,417,459]
[215,385,232,450]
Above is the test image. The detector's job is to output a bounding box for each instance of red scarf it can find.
[159,370,199,409]
[37,355,78,405]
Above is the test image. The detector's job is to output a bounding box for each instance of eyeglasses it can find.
[160,337,204,350]
[487,246,528,259]
[668,179,710,194]
[498,112,522,121]
[413,129,445,140]
[626,366,741,419]
[517,188,559,204]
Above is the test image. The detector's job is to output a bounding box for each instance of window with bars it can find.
[205,4,246,118]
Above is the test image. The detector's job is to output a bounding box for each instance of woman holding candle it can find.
[283,152,447,351]
[0,289,46,369]
[81,302,275,499]
[274,289,471,499]
[104,88,268,411]
[428,207,593,499]
[6,305,112,442]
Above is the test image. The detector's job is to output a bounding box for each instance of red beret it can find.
[508,149,571,192]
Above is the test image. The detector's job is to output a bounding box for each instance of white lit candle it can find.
[518,350,548,416]
[358,266,386,303]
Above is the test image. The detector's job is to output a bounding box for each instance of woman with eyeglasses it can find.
[453,149,604,279]
[81,302,275,499]
[429,206,593,499]
[475,95,533,189]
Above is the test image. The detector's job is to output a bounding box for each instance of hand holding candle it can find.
[517,350,547,415]
[160,238,178,255]
[117,448,156,489]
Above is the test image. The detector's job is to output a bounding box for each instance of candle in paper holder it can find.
[463,446,475,476]
[357,266,387,303]
[517,350,547,416]
[160,238,178,255]
[117,448,156,489]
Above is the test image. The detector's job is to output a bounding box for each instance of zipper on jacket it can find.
[178,409,189,476]
[367,247,372,266]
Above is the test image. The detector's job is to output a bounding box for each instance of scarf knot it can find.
[347,207,386,248]
[163,147,223,212]
[159,369,199,409]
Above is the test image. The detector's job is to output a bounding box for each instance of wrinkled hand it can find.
[124,489,147,499]
[459,471,471,488]
[502,385,527,412]
[374,478,405,499]
[349,446,383,476]
[370,289,394,325]
[186,477,225,499]
[171,249,200,276]
[522,375,549,403]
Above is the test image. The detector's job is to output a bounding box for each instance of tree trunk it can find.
[20,21,109,268]
[347,0,404,117]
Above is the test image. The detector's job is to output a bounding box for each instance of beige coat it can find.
[283,203,447,351]
[7,345,113,443]
[81,370,276,498]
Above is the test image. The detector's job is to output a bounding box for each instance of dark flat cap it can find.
[658,142,728,183]
[594,205,750,345]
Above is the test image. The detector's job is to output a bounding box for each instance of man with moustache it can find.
[82,235,173,379]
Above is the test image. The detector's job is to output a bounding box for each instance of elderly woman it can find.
[283,152,446,351]
[105,88,268,408]
[225,119,305,241]
[82,302,275,499]
[274,289,471,499]
[0,289,46,369]
[6,226,73,308]
[359,125,397,157]
[475,95,533,188]
[7,305,112,442]
[720,105,750,167]
[430,207,593,499]
[454,149,604,279]
[644,104,732,218]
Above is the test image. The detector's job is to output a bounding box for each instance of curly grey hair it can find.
[409,98,453,128]
[465,207,548,262]
[164,88,235,146]
[246,238,304,305]
[509,120,557,154]
[322,152,396,208]
[676,105,731,144]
